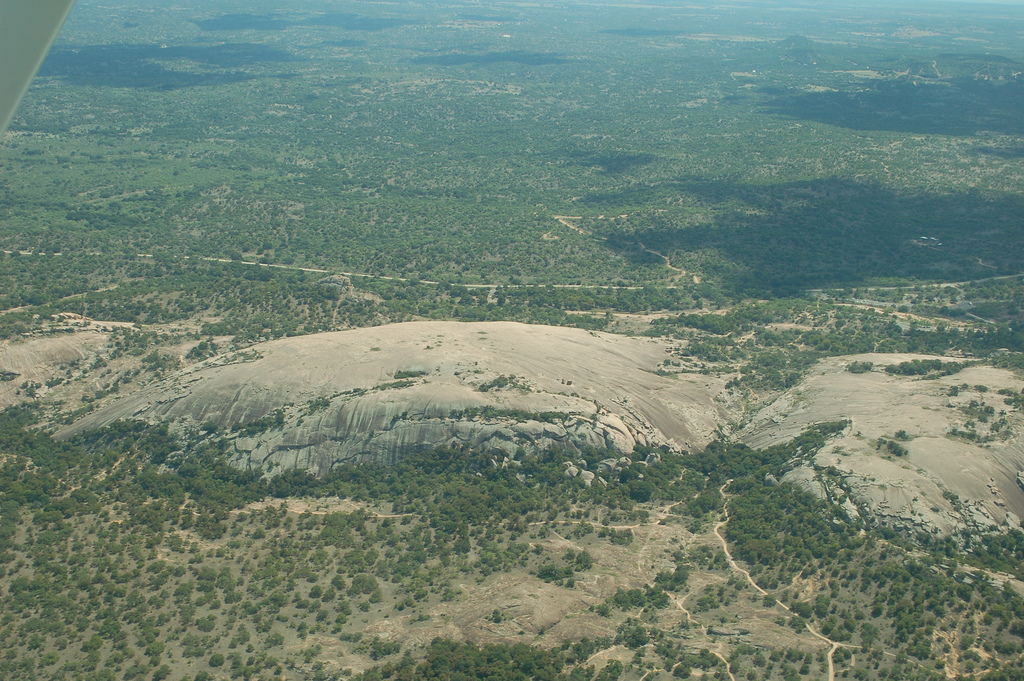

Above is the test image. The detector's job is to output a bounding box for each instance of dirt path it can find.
[552,218,687,279]
[237,496,413,518]
[553,216,589,235]
[9,248,1022,306]
[809,271,1024,295]
[0,284,121,317]
[197,256,331,275]
[196,254,686,291]
[670,594,737,681]
[636,239,686,275]
[709,651,737,681]
[829,301,972,328]
[585,644,626,668]
[967,312,996,325]
[713,482,852,681]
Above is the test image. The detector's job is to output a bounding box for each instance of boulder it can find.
[708,626,749,637]
[780,465,827,500]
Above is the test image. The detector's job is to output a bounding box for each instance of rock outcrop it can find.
[60,321,734,475]
[744,353,1024,539]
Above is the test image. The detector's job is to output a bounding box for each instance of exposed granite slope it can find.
[742,354,1024,538]
[61,321,736,474]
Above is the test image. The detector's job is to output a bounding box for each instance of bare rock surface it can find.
[742,353,1024,537]
[0,331,108,408]
[61,321,734,473]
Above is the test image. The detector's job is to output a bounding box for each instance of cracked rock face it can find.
[60,321,735,475]
[743,353,1024,539]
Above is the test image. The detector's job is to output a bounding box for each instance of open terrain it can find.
[3,0,1024,679]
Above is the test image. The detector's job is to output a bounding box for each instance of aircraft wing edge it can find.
[0,0,77,136]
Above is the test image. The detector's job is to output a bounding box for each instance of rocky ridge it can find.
[60,321,735,474]
[743,354,1024,539]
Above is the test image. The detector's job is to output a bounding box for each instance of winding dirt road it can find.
[670,593,737,681]
[636,239,686,276]
[553,215,589,236]
[713,482,853,681]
